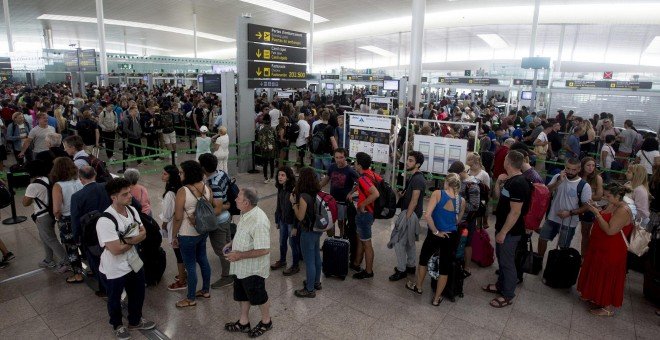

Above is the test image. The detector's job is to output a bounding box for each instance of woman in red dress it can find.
[577,182,633,316]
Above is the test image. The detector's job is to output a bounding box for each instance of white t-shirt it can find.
[469,169,491,189]
[269,109,281,127]
[601,144,615,169]
[637,150,660,175]
[296,119,310,147]
[25,177,49,214]
[536,131,548,144]
[547,175,593,228]
[97,205,142,280]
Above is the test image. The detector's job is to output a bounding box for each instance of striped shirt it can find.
[229,206,271,279]
[207,170,229,202]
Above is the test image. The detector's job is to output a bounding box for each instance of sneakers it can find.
[353,270,374,280]
[167,280,187,291]
[283,266,300,276]
[38,259,57,268]
[294,288,316,298]
[263,178,273,184]
[211,276,234,289]
[349,263,363,272]
[388,268,407,281]
[303,280,322,290]
[2,252,15,262]
[128,318,156,330]
[270,260,286,270]
[114,326,131,340]
[0,260,7,269]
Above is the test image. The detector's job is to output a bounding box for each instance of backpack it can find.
[310,123,327,155]
[307,191,338,232]
[185,185,218,234]
[31,178,54,220]
[75,155,112,183]
[360,172,397,219]
[82,206,139,256]
[524,183,551,231]
[226,178,241,216]
[287,123,300,143]
[160,112,174,133]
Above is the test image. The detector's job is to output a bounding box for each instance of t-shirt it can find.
[495,174,531,236]
[548,131,562,153]
[637,150,660,175]
[357,170,379,214]
[76,119,98,146]
[618,129,637,153]
[97,205,142,280]
[547,175,592,228]
[28,125,56,153]
[601,144,615,169]
[567,135,580,157]
[269,109,281,128]
[401,172,426,218]
[296,119,310,147]
[523,167,544,184]
[536,131,548,144]
[25,176,49,214]
[327,164,359,203]
[469,169,491,189]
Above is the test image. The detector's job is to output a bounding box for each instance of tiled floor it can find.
[1,152,659,339]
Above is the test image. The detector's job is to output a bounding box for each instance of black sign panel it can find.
[438,77,499,85]
[247,42,306,63]
[247,24,306,48]
[512,79,549,87]
[0,57,11,71]
[321,74,340,80]
[565,80,652,90]
[345,75,384,81]
[248,62,306,79]
[202,74,221,93]
[64,49,97,72]
[421,77,428,83]
[248,79,307,89]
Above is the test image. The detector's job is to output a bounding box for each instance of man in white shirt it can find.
[96,178,155,340]
[19,112,55,158]
[295,113,310,167]
[268,102,281,128]
[533,122,552,173]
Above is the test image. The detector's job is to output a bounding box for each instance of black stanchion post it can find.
[118,139,127,174]
[248,140,260,174]
[171,150,176,166]
[2,172,27,225]
[185,118,195,154]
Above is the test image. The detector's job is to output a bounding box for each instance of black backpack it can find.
[31,179,54,220]
[75,155,112,183]
[359,173,397,219]
[160,112,175,134]
[310,123,327,155]
[287,123,300,144]
[227,178,241,216]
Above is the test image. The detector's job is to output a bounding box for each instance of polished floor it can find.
[0,151,659,340]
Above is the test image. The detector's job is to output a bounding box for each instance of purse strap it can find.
[620,229,630,249]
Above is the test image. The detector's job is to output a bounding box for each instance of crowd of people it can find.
[0,82,659,339]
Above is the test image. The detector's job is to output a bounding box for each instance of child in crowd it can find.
[195,125,212,161]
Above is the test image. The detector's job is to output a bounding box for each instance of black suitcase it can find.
[643,222,660,304]
[140,246,166,286]
[322,237,349,280]
[431,261,465,302]
[543,247,581,288]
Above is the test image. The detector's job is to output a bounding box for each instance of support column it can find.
[193,13,198,58]
[555,24,566,72]
[221,72,237,173]
[236,15,254,172]
[3,0,13,52]
[397,32,402,69]
[308,0,314,73]
[407,0,425,110]
[529,0,541,112]
[95,0,108,86]
[43,28,53,50]
[123,29,128,54]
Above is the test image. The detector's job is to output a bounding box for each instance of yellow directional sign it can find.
[256,50,262,58]
[263,50,270,59]
[255,32,262,39]
[247,24,307,48]
[247,42,305,63]
[263,32,270,42]
[248,62,306,79]
[264,67,270,77]
[256,67,262,77]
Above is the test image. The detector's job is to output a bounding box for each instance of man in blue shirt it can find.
[564,126,582,158]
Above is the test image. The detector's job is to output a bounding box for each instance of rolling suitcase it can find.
[431,260,465,302]
[322,237,349,280]
[542,224,581,288]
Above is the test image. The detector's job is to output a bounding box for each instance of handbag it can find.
[623,219,652,257]
[521,235,543,275]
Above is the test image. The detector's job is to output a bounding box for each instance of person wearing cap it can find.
[195,126,212,162]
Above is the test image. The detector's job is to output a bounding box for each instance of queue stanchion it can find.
[248,140,260,174]
[171,150,176,166]
[185,120,195,155]
[117,139,127,174]
[2,172,28,225]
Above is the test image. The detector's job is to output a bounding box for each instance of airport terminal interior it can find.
[0,0,660,339]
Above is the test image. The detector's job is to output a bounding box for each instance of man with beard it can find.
[319,148,359,238]
[536,157,592,260]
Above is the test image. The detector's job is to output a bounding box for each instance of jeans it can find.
[300,230,322,292]
[278,222,301,267]
[35,215,67,265]
[312,154,331,179]
[101,130,116,158]
[102,269,145,329]
[496,234,521,300]
[208,221,232,277]
[144,133,158,156]
[179,234,212,300]
[263,157,275,179]
[86,247,105,293]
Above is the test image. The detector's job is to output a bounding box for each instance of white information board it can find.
[368,96,392,115]
[348,114,391,164]
[413,135,468,174]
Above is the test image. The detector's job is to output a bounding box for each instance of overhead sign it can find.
[63,49,97,72]
[119,63,133,70]
[512,79,549,87]
[248,79,307,89]
[248,62,306,79]
[565,80,652,90]
[346,75,384,81]
[247,42,306,63]
[421,77,428,83]
[247,23,306,48]
[321,74,340,80]
[603,71,613,79]
[202,74,222,93]
[438,77,499,85]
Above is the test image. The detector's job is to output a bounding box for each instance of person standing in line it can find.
[98,101,118,161]
[295,113,310,168]
[271,166,301,276]
[482,150,532,308]
[123,168,152,217]
[257,115,277,183]
[19,112,55,159]
[533,122,552,173]
[564,127,582,159]
[123,106,143,166]
[212,126,230,173]
[74,110,100,155]
[578,157,603,254]
[96,178,156,340]
[161,165,188,292]
[600,134,617,182]
[224,187,273,337]
[319,148,360,238]
[195,126,212,162]
[6,112,31,164]
[635,137,660,183]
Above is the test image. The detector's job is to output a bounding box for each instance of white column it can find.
[193,13,198,58]
[43,28,53,49]
[308,0,314,73]
[95,0,108,86]
[236,15,254,172]
[529,0,541,111]
[123,29,128,54]
[3,0,13,52]
[408,0,425,109]
[555,24,566,72]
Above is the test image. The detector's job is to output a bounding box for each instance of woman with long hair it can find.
[292,167,322,298]
[579,157,603,253]
[50,157,84,283]
[580,120,596,156]
[626,164,651,227]
[406,173,465,306]
[54,106,68,136]
[270,166,301,275]
[171,161,213,307]
[160,165,187,291]
[258,114,277,183]
[276,116,290,166]
[577,183,634,316]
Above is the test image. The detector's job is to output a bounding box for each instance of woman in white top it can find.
[50,157,84,283]
[212,126,230,173]
[626,164,651,228]
[171,161,213,308]
[600,134,617,181]
[160,165,187,291]
[635,138,660,180]
[295,113,310,167]
[466,152,491,189]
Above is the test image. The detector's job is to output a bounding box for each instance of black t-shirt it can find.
[402,172,426,218]
[548,131,562,153]
[298,193,316,231]
[77,119,98,145]
[495,174,531,236]
[327,164,359,203]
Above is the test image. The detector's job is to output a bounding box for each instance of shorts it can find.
[336,202,347,221]
[233,275,268,305]
[355,211,374,241]
[579,211,596,223]
[162,131,176,144]
[539,220,576,248]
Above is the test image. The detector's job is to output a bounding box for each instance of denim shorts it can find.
[539,220,576,248]
[355,212,374,241]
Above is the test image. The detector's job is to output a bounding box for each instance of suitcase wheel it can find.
[448,297,456,303]
[340,276,346,281]
[458,293,464,298]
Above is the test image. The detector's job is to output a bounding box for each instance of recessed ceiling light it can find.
[477,34,508,49]
[37,14,235,42]
[359,45,396,57]
[645,36,660,54]
[239,0,328,23]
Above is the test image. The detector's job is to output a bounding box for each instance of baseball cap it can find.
[200,126,209,133]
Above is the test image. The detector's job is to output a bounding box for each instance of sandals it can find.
[225,320,251,333]
[432,296,444,306]
[195,290,211,299]
[175,299,197,308]
[248,320,273,338]
[490,297,513,308]
[589,307,614,317]
[482,284,500,294]
[66,275,84,284]
[405,281,423,295]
